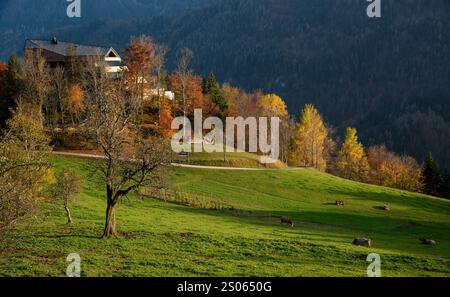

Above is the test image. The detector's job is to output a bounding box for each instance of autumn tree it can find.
[367,145,391,185]
[66,84,85,126]
[367,145,422,191]
[0,61,6,75]
[169,74,204,117]
[84,62,172,238]
[22,50,51,114]
[258,94,288,118]
[0,102,50,228]
[221,86,262,155]
[51,167,82,224]
[336,127,369,181]
[290,104,330,171]
[224,86,262,119]
[123,35,156,108]
[221,84,240,117]
[158,96,174,138]
[394,155,423,192]
[256,94,289,164]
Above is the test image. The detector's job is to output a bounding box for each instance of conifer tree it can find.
[203,73,227,112]
[440,172,450,199]
[421,152,442,197]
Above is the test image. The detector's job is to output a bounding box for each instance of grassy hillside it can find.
[0,155,449,276]
[184,149,286,169]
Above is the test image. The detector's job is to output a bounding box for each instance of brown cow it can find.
[280,217,294,227]
[352,238,372,248]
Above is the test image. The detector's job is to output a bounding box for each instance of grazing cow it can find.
[352,238,372,248]
[420,239,436,245]
[335,200,345,206]
[383,203,391,211]
[280,217,294,227]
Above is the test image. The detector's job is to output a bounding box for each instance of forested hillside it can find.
[1,0,449,167]
[0,0,209,58]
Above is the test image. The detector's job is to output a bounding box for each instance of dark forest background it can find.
[1,0,449,168]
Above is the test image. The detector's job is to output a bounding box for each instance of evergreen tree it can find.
[421,152,442,197]
[203,73,227,112]
[440,172,450,199]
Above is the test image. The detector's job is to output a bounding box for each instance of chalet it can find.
[24,38,122,76]
[23,37,175,100]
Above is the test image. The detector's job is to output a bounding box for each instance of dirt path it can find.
[49,151,304,171]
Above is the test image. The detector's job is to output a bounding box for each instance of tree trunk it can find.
[64,202,73,225]
[102,202,117,238]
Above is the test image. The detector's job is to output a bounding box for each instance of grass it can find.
[0,155,449,276]
[176,145,287,169]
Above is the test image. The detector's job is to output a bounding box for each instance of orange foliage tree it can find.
[123,35,156,105]
[168,74,205,118]
[0,61,6,73]
[367,145,422,192]
[158,96,174,138]
[66,84,85,125]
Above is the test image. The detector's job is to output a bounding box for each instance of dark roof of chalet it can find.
[24,39,118,57]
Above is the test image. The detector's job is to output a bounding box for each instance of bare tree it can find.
[51,167,82,224]
[84,62,172,238]
[175,48,193,138]
[22,50,51,121]
[153,44,168,120]
[52,66,68,128]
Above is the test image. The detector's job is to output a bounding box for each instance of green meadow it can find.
[0,155,449,276]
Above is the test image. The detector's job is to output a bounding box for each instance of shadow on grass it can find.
[323,202,342,206]
[36,233,101,239]
[163,201,450,243]
[326,188,449,215]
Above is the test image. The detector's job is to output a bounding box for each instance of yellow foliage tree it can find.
[258,94,289,163]
[258,94,288,118]
[337,127,369,181]
[290,104,329,171]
